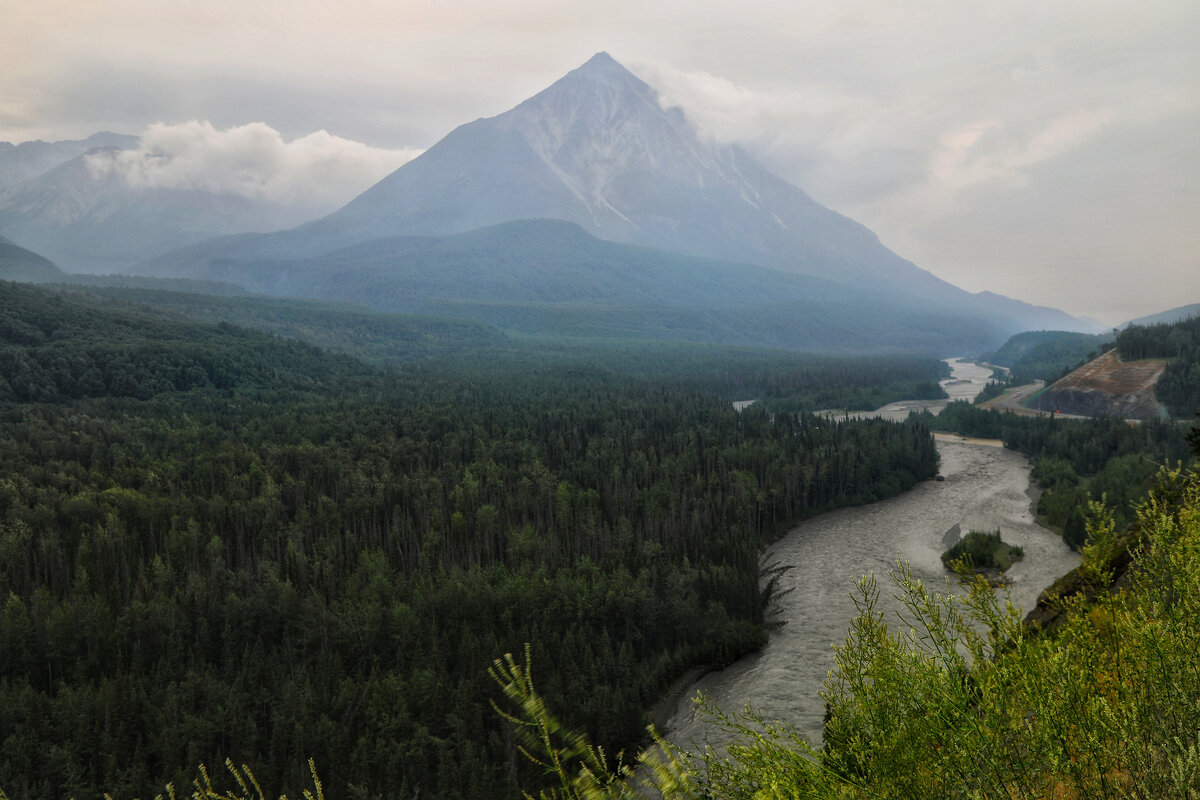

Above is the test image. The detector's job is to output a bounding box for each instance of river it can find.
[665,358,1079,750]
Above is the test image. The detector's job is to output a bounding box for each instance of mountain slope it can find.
[0,281,375,402]
[0,236,69,283]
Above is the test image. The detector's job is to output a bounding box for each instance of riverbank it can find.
[663,358,1079,751]
[818,357,995,422]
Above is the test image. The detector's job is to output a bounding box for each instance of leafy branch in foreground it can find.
[61,760,326,800]
[490,644,698,800]
[178,759,324,800]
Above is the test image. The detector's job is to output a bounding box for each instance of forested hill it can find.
[51,284,510,368]
[979,330,1112,383]
[0,280,377,401]
[0,283,946,798]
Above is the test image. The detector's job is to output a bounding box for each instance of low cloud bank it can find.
[86,120,420,212]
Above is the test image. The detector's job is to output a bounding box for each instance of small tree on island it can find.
[942,529,1024,573]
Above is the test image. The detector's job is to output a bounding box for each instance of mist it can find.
[85,120,421,215]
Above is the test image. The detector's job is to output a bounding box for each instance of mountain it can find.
[0,132,137,191]
[0,146,330,272]
[1123,302,1200,328]
[136,53,1087,350]
[0,235,69,283]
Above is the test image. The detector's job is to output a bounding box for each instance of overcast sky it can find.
[3,0,1197,325]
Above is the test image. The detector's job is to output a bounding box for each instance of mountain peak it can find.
[574,51,631,78]
[508,52,657,120]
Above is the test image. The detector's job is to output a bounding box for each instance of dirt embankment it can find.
[1028,350,1167,420]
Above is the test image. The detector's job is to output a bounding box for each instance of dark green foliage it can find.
[0,282,944,799]
[973,374,1018,405]
[941,529,1023,572]
[0,282,375,402]
[979,330,1112,384]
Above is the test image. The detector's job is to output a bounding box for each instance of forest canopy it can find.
[0,280,946,799]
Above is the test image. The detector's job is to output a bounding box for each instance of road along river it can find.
[664,359,1079,751]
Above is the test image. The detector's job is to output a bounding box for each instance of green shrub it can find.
[940,529,1023,572]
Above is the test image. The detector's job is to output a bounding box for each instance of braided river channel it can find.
[662,359,1080,750]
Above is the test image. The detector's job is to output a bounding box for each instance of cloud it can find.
[921,109,1116,203]
[634,59,854,147]
[85,120,421,212]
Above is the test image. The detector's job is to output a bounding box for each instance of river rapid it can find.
[665,359,1079,750]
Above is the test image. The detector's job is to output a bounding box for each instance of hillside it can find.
[60,284,509,366]
[0,236,68,283]
[0,281,375,402]
[1029,350,1167,420]
[979,329,1112,383]
[1116,314,1200,418]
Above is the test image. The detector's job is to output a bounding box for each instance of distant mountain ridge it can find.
[134,53,1088,352]
[178,217,1019,352]
[0,145,328,272]
[0,132,137,191]
[1123,302,1200,328]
